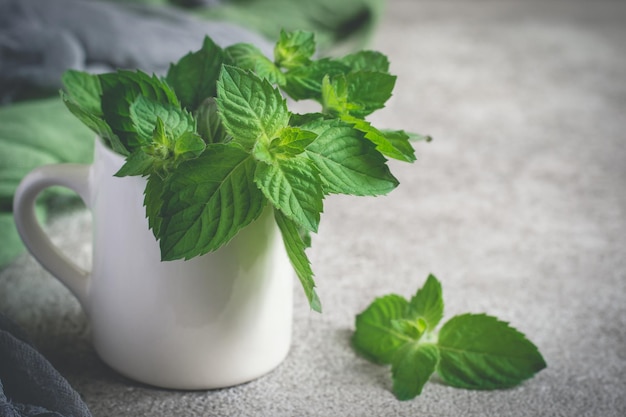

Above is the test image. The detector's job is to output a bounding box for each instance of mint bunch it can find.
[61,31,430,313]
[353,275,547,400]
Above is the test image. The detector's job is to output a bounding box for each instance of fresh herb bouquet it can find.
[61,30,429,312]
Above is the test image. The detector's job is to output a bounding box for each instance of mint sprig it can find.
[61,30,431,313]
[158,143,265,260]
[166,36,224,111]
[217,65,289,149]
[353,275,547,400]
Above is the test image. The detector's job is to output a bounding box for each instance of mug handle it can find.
[13,164,91,309]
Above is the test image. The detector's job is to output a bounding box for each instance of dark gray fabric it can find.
[0,0,273,102]
[0,314,91,417]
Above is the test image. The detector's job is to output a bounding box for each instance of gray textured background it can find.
[2,0,626,415]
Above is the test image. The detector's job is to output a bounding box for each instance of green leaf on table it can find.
[408,274,444,331]
[274,209,321,312]
[353,294,412,364]
[166,36,224,111]
[303,118,398,196]
[391,343,440,400]
[225,43,285,86]
[390,318,427,340]
[217,66,289,149]
[437,314,547,390]
[254,156,323,232]
[353,275,546,400]
[274,29,316,70]
[158,143,265,260]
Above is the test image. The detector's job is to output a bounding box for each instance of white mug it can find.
[13,138,293,389]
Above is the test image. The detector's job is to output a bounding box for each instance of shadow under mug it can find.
[13,138,294,389]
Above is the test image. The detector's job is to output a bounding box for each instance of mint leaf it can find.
[147,117,172,160]
[174,131,206,162]
[61,70,102,115]
[353,275,546,400]
[437,314,547,390]
[274,30,316,70]
[274,209,321,312]
[196,97,228,144]
[382,130,419,160]
[129,95,194,144]
[390,318,427,340]
[352,294,412,364]
[289,112,327,127]
[100,70,179,151]
[100,70,179,106]
[252,140,274,165]
[118,109,201,176]
[217,65,289,150]
[166,36,224,111]
[158,143,265,260]
[282,58,349,101]
[408,274,444,331]
[60,69,124,152]
[303,119,398,196]
[254,156,323,232]
[340,51,390,73]
[320,74,348,116]
[322,72,396,118]
[314,68,413,162]
[342,115,416,162]
[60,91,127,156]
[345,71,396,117]
[269,127,317,158]
[225,43,285,86]
[114,149,155,177]
[391,343,439,400]
[144,174,165,237]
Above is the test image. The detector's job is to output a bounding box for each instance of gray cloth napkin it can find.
[0,313,92,417]
[0,0,273,102]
